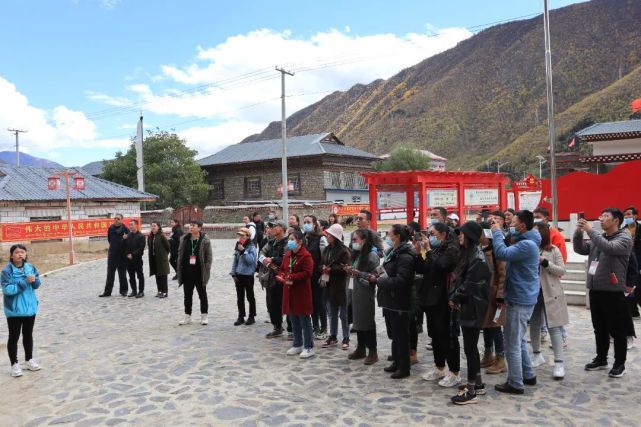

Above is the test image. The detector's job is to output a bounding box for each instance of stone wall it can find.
[203,202,335,224]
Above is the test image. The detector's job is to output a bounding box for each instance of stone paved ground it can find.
[1,239,640,426]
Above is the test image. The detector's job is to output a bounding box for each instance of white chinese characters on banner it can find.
[464,189,499,206]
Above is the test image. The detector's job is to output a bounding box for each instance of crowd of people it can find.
[3,205,639,407]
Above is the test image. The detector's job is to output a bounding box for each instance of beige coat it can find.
[539,246,569,328]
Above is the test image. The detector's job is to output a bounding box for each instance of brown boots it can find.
[410,349,418,365]
[486,355,507,374]
[364,349,379,365]
[480,352,496,368]
[348,346,367,360]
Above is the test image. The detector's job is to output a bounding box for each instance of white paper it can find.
[493,307,502,323]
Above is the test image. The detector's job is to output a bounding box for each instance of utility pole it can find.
[543,0,558,228]
[536,155,547,179]
[7,128,27,166]
[497,160,509,173]
[276,66,294,221]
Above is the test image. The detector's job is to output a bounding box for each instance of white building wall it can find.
[592,137,641,156]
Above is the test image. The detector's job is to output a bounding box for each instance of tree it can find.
[102,129,210,208]
[375,146,432,171]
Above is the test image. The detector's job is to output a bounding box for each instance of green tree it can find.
[102,129,209,208]
[375,146,432,171]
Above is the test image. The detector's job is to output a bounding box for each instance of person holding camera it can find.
[230,227,257,326]
[2,244,42,377]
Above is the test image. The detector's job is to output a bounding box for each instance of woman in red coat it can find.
[278,229,315,359]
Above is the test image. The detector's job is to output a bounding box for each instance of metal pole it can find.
[276,66,294,221]
[7,129,27,166]
[543,0,558,228]
[65,171,75,265]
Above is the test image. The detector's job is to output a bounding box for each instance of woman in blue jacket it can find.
[2,244,42,377]
[230,228,258,326]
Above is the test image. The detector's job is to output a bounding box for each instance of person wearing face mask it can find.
[355,209,384,256]
[623,206,641,318]
[321,224,352,349]
[231,227,258,326]
[415,222,461,386]
[261,220,289,338]
[491,210,541,395]
[430,207,448,227]
[533,207,567,264]
[447,213,460,229]
[345,229,381,365]
[278,230,315,359]
[303,215,329,340]
[375,224,416,379]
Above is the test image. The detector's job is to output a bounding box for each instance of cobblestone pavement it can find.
[1,240,640,426]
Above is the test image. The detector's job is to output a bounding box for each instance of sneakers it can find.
[10,363,22,377]
[200,314,208,325]
[531,353,546,368]
[286,346,303,356]
[609,364,625,378]
[178,314,192,325]
[458,383,486,396]
[266,329,284,339]
[341,338,350,350]
[314,330,327,341]
[585,358,608,371]
[422,366,446,382]
[627,336,635,350]
[451,387,478,405]
[25,359,41,371]
[480,352,495,368]
[486,355,507,374]
[300,348,315,359]
[438,372,462,388]
[322,336,338,348]
[244,317,255,326]
[553,362,565,380]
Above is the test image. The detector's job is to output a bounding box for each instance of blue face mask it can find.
[430,218,439,225]
[352,242,361,251]
[624,217,635,226]
[287,240,297,251]
[385,237,393,247]
[303,223,313,233]
[429,236,440,247]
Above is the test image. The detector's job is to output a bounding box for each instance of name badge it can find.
[588,260,599,276]
[190,255,197,265]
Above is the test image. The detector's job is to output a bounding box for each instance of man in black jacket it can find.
[124,219,146,298]
[100,214,129,297]
[261,220,288,338]
[624,206,641,317]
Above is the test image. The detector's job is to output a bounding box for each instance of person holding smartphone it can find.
[2,244,42,377]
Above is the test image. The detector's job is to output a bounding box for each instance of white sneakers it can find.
[11,363,22,377]
[438,372,462,387]
[300,348,315,359]
[25,359,40,371]
[286,346,303,356]
[553,362,565,380]
[422,366,446,382]
[178,315,192,325]
[627,336,635,350]
[532,353,547,368]
[201,314,208,325]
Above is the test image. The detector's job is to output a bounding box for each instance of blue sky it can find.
[0,0,587,166]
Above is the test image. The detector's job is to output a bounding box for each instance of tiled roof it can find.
[576,120,641,141]
[0,166,157,202]
[197,133,377,167]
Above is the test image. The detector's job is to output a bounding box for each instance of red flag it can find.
[568,137,576,148]
[632,98,641,113]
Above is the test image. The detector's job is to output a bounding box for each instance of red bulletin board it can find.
[0,217,139,242]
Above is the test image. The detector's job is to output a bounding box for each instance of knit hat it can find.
[457,221,483,243]
[326,224,344,240]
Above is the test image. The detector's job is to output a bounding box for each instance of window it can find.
[210,178,225,200]
[352,196,361,203]
[323,171,367,190]
[244,176,261,198]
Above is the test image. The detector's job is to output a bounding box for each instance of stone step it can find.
[565,289,588,306]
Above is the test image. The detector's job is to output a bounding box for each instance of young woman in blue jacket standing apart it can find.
[2,244,42,377]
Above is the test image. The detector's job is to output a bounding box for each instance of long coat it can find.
[450,247,490,328]
[280,245,314,316]
[539,245,569,328]
[351,251,380,331]
[482,248,507,328]
[148,232,170,277]
[321,242,351,307]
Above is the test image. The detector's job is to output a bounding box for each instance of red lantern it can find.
[73,176,86,191]
[48,176,60,190]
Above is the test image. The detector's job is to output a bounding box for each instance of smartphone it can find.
[578,211,585,220]
[483,229,493,239]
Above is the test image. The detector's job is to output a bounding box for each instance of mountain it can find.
[0,151,64,169]
[242,0,641,176]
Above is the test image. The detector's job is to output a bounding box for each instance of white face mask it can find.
[533,218,544,224]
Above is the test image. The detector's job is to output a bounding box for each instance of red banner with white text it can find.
[0,217,139,242]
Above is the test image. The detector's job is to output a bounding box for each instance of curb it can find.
[41,257,106,278]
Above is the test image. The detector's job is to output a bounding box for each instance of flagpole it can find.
[543,0,558,228]
[136,112,145,193]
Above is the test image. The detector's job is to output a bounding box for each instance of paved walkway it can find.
[0,240,639,426]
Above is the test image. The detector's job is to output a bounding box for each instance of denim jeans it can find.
[504,302,535,389]
[290,314,314,350]
[327,301,349,339]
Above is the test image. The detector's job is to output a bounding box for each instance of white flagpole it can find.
[135,113,145,192]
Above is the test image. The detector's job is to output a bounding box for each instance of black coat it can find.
[626,224,641,275]
[169,225,184,259]
[124,231,146,262]
[415,234,459,307]
[321,242,351,306]
[107,224,129,258]
[304,232,323,274]
[449,247,491,328]
[377,242,416,312]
